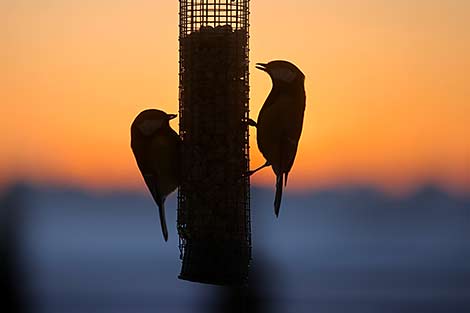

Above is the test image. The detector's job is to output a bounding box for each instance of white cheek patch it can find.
[272,68,296,83]
[139,119,162,135]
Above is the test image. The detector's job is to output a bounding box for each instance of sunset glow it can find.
[2,0,469,195]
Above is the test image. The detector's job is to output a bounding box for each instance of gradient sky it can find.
[1,0,469,195]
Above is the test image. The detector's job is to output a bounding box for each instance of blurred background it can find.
[1,0,469,312]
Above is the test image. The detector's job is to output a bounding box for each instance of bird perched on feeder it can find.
[131,109,181,241]
[252,60,306,217]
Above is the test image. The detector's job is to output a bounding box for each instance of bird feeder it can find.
[178,0,251,285]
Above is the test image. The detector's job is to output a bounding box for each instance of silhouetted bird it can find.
[253,60,306,217]
[131,109,181,241]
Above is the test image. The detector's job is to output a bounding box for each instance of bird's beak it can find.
[167,114,177,120]
[255,63,268,72]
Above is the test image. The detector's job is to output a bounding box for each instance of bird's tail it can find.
[274,174,283,217]
[158,200,169,242]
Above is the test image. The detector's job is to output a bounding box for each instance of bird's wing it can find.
[281,134,300,175]
[142,174,163,208]
[268,96,301,174]
[282,90,305,175]
[151,131,181,195]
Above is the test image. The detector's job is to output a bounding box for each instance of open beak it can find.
[166,114,177,120]
[255,63,268,72]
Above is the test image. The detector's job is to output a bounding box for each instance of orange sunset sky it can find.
[1,0,469,195]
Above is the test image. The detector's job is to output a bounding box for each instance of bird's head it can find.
[256,60,305,85]
[132,109,177,136]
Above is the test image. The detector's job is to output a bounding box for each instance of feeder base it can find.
[179,239,251,286]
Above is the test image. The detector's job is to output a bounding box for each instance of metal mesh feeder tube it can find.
[177,0,251,286]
